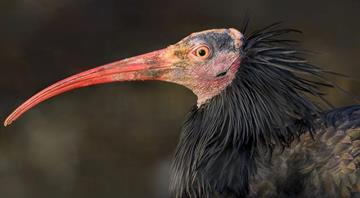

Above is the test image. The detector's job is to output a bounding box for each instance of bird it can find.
[4,23,360,198]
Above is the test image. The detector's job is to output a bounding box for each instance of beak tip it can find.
[4,117,13,127]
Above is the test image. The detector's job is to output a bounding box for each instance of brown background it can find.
[0,0,359,197]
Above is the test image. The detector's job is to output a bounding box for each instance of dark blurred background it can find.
[0,0,359,197]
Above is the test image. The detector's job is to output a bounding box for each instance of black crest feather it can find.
[170,23,341,198]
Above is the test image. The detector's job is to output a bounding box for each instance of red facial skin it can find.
[4,28,243,126]
[181,52,241,105]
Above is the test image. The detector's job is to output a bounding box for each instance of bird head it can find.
[161,28,243,105]
[4,28,243,126]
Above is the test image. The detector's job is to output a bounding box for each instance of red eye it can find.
[191,45,211,60]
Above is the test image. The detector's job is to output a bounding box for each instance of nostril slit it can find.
[216,71,227,77]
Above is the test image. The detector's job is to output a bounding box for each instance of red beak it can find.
[4,48,174,126]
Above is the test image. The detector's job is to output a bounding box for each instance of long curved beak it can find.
[4,48,175,126]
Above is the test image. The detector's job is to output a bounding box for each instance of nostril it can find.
[216,71,227,77]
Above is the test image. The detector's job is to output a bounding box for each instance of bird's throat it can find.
[192,57,241,107]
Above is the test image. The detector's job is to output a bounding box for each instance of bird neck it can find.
[170,63,320,197]
[170,105,256,198]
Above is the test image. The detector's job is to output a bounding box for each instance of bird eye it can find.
[191,45,211,60]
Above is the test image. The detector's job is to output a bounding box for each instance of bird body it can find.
[252,106,360,198]
[4,23,360,197]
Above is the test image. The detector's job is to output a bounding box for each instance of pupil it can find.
[198,49,206,56]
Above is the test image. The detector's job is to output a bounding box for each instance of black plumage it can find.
[170,24,360,197]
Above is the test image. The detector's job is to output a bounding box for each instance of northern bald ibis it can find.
[4,23,360,197]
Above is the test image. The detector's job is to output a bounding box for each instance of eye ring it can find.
[191,45,211,60]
